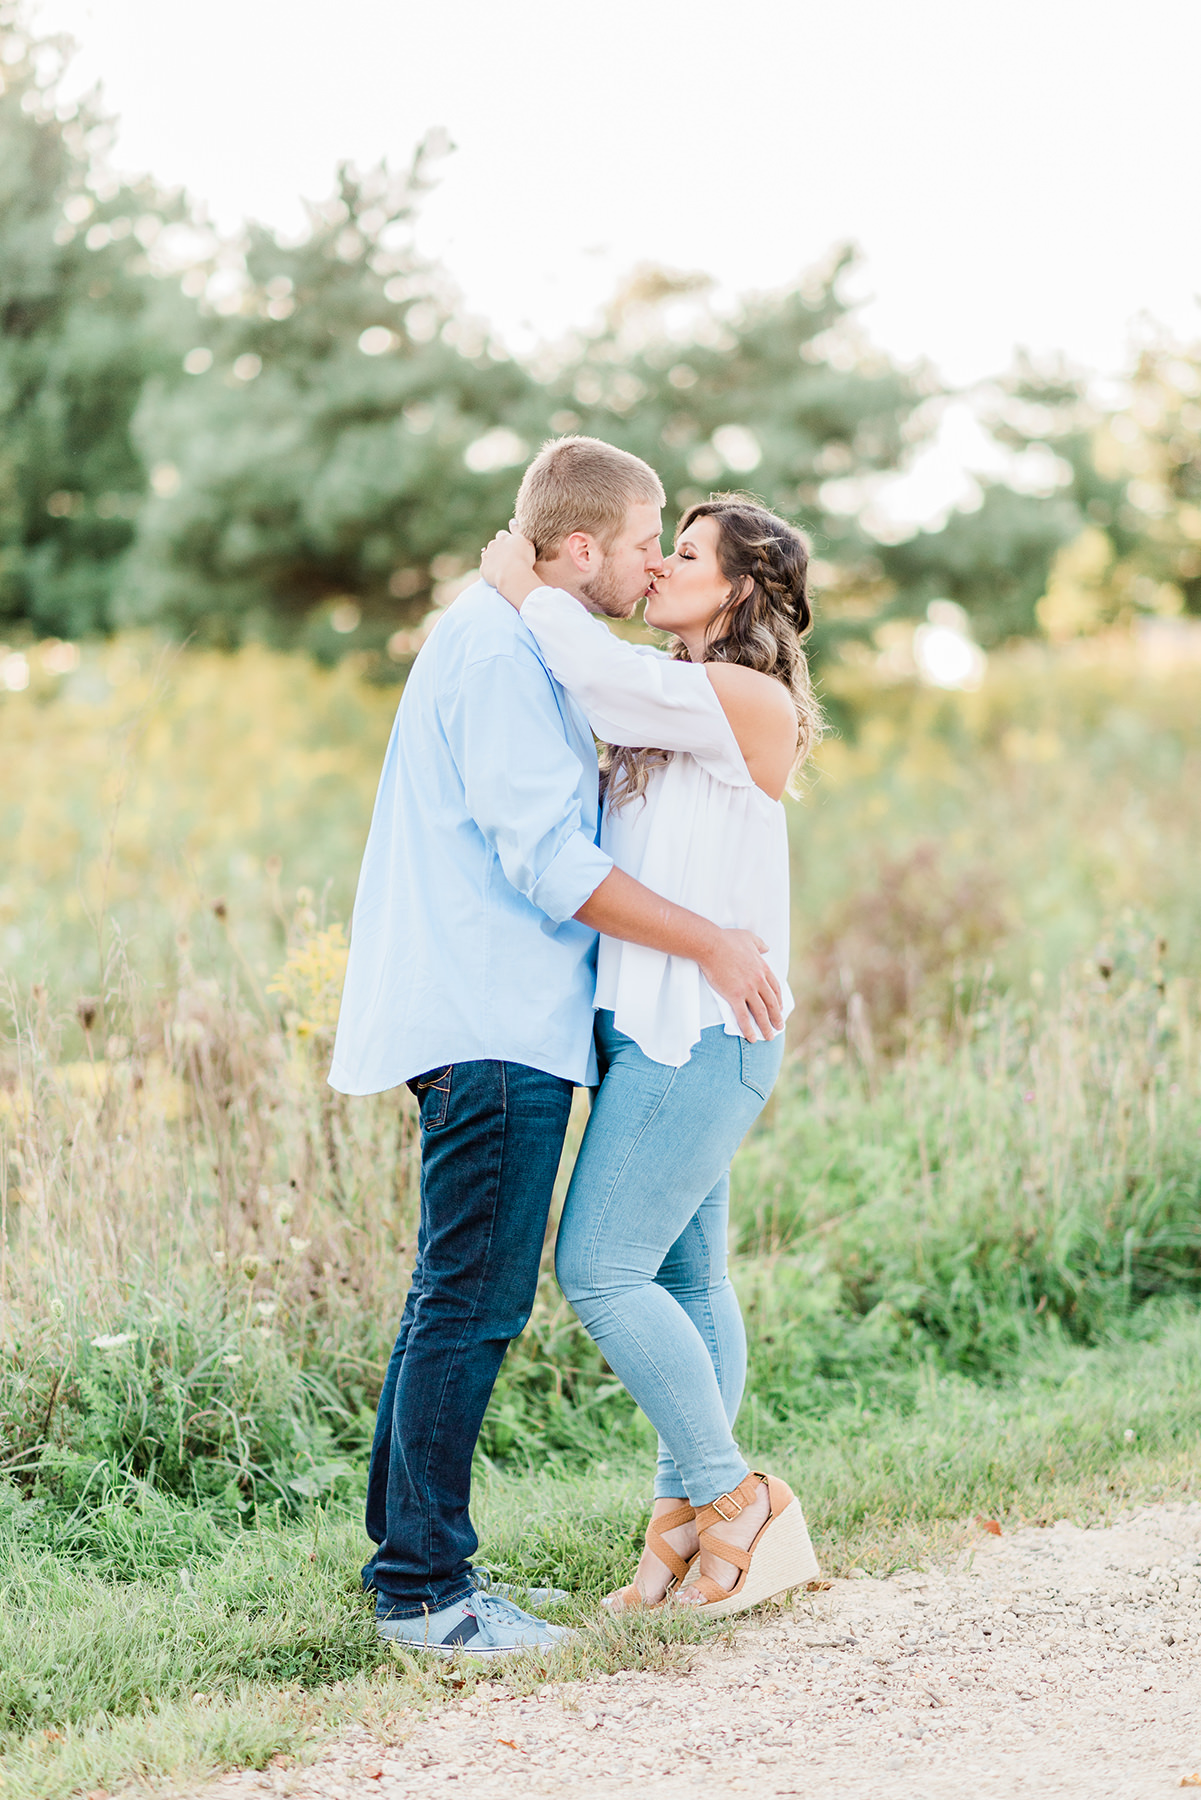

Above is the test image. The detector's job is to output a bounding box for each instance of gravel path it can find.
[193,1501,1201,1799]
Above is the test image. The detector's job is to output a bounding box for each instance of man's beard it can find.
[579,555,643,620]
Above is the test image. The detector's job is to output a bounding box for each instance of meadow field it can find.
[2,633,1200,1797]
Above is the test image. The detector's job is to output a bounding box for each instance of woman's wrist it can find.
[503,570,546,609]
[692,918,725,969]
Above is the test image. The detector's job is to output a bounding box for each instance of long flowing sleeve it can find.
[517,586,752,786]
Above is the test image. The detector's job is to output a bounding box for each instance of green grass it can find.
[2,882,1199,1799]
[3,1307,1200,1798]
[4,643,1201,1794]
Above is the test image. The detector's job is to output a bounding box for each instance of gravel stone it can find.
[178,1501,1201,1799]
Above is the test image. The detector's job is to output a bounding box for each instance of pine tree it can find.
[531,253,929,609]
[121,148,543,659]
[0,3,186,636]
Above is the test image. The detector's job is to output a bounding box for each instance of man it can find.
[329,436,782,1657]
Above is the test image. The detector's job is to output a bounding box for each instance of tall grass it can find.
[2,638,1201,1499]
[4,632,1201,1002]
[737,925,1201,1390]
[794,644,1201,1040]
[4,634,1201,1793]
[2,867,1198,1517]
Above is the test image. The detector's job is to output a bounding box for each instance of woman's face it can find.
[643,514,733,652]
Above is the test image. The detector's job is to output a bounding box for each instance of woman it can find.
[480,495,822,1617]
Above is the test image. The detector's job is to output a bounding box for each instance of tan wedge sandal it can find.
[603,1501,698,1612]
[680,1471,819,1619]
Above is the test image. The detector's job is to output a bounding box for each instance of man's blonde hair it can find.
[514,436,665,560]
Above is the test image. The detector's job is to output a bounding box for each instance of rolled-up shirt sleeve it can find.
[443,651,613,923]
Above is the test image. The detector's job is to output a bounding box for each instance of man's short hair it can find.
[514,436,665,559]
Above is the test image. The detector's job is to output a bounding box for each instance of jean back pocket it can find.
[739,1034,783,1103]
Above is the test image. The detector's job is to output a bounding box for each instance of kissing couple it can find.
[330,435,824,1655]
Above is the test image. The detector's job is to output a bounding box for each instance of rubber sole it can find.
[681,1496,820,1619]
[377,1625,577,1658]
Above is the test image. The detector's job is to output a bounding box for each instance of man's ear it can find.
[561,531,596,573]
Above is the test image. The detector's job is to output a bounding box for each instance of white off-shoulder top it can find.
[518,586,794,1068]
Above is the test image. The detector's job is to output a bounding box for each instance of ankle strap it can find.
[644,1502,697,1587]
[696,1471,764,1526]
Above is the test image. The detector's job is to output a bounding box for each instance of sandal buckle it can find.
[711,1491,744,1522]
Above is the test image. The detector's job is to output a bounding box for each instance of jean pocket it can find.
[406,1065,452,1129]
[739,1035,781,1103]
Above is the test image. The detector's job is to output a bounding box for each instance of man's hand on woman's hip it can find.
[575,870,784,1042]
[697,928,783,1042]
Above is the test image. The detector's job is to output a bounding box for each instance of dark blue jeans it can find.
[363,1059,574,1618]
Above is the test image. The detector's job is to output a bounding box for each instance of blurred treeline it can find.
[2,3,1200,668]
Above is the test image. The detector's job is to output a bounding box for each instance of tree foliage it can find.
[123,233,941,662]
[122,149,549,657]
[1092,340,1201,621]
[0,5,187,637]
[0,5,936,660]
[983,347,1201,640]
[3,0,1197,663]
[531,259,927,552]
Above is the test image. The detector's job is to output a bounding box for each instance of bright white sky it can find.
[33,0,1201,522]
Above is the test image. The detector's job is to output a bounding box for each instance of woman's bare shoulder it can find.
[704,663,797,796]
[705,663,795,730]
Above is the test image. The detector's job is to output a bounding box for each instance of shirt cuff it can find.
[528,833,613,924]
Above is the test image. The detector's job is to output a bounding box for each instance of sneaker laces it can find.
[472,1565,569,1606]
[469,1591,543,1633]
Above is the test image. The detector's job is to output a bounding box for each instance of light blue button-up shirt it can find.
[328,581,613,1094]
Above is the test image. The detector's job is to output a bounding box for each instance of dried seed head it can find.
[76,996,100,1031]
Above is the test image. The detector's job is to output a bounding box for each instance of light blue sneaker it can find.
[377,1590,576,1659]
[471,1565,570,1608]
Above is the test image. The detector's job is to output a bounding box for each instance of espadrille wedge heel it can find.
[602,1501,698,1612]
[680,1472,818,1619]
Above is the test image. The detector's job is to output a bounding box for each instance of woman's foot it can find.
[604,1498,699,1611]
[677,1471,820,1617]
[674,1477,770,1604]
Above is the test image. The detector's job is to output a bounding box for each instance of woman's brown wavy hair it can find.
[604,495,824,808]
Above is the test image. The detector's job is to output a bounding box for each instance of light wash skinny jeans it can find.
[555,1010,784,1507]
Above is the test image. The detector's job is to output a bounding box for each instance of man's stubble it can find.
[579,554,645,621]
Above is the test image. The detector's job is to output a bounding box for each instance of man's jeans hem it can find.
[374,1579,477,1622]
